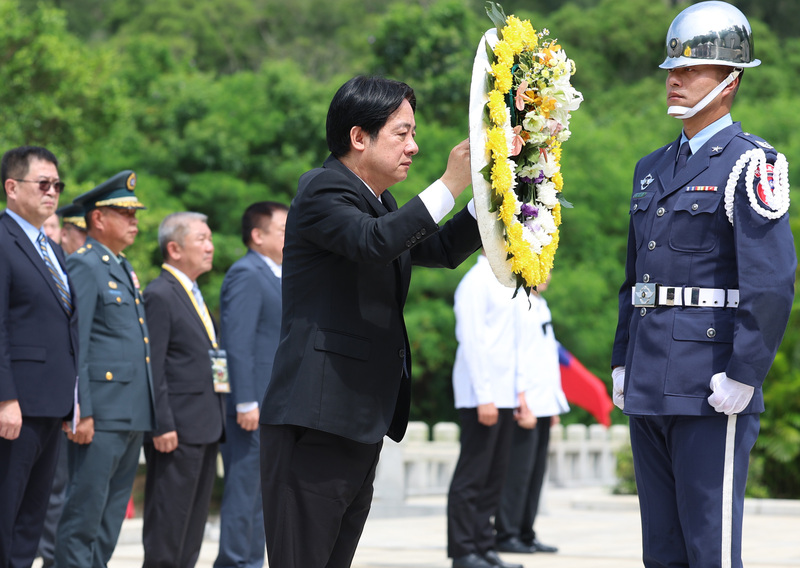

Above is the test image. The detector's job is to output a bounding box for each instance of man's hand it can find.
[708,372,754,415]
[477,402,498,426]
[440,139,472,199]
[514,406,537,430]
[153,431,179,453]
[612,366,626,410]
[0,399,22,440]
[237,408,260,432]
[67,416,95,445]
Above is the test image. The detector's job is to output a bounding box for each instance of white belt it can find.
[632,283,739,308]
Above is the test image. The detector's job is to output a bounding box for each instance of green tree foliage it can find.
[4,0,800,497]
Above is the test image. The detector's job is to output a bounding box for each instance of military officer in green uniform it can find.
[54,170,156,568]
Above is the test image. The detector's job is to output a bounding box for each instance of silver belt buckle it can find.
[633,282,659,307]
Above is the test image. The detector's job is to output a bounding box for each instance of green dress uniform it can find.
[54,171,156,568]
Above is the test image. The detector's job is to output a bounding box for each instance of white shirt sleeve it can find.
[418,179,455,224]
[236,401,259,413]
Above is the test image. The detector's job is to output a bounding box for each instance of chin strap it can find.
[667,69,741,119]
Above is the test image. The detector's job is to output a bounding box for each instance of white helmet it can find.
[659,1,760,70]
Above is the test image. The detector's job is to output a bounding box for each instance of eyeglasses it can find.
[13,178,66,193]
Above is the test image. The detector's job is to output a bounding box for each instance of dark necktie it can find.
[675,142,691,175]
[37,232,73,315]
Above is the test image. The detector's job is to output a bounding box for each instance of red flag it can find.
[559,345,613,427]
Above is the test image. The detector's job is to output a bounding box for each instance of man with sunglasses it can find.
[53,171,157,568]
[0,146,79,567]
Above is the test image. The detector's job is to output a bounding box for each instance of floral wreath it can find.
[469,2,583,292]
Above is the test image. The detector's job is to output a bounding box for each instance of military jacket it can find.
[612,123,796,416]
[67,236,156,431]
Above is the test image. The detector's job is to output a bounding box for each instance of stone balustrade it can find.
[373,421,630,506]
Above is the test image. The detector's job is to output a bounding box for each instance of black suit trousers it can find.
[447,408,515,558]
[260,424,381,568]
[142,441,219,568]
[495,417,552,543]
[0,417,61,568]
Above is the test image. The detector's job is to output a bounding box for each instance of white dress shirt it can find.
[453,255,541,409]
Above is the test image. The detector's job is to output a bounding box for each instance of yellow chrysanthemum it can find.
[498,191,517,226]
[486,126,509,160]
[491,63,513,94]
[553,170,564,191]
[487,90,507,126]
[491,161,514,197]
[493,40,514,69]
[553,202,562,226]
[502,16,526,54]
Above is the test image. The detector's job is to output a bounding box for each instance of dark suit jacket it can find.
[261,155,481,444]
[220,249,282,413]
[143,269,224,445]
[0,212,78,417]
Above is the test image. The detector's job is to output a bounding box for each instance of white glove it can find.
[707,372,754,415]
[612,366,625,410]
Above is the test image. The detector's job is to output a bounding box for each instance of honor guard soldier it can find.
[54,170,157,568]
[611,3,796,567]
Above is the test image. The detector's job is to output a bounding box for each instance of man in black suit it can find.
[142,211,226,567]
[259,75,481,568]
[0,146,78,568]
[215,201,287,568]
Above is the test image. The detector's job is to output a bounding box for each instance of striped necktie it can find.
[37,232,73,315]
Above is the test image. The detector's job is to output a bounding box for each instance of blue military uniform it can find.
[612,122,795,567]
[54,171,156,568]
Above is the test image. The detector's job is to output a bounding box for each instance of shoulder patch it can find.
[742,132,774,150]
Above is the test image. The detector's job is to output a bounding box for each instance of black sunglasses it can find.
[14,178,66,193]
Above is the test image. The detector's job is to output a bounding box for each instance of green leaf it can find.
[485,2,507,34]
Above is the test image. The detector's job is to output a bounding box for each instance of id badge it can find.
[209,349,230,393]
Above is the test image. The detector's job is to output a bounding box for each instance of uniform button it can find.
[146,356,150,363]
[648,241,656,250]
[633,203,638,211]
[405,240,412,247]
[105,371,113,381]
[707,328,716,338]
[420,228,426,235]
[643,274,650,283]
[116,297,121,303]
[640,308,647,316]
[139,318,144,325]
[657,207,666,217]
[398,348,406,358]
[691,203,699,211]
[144,337,149,344]
[135,298,140,304]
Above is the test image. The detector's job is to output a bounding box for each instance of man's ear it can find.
[4,178,17,200]
[350,126,367,152]
[166,240,182,261]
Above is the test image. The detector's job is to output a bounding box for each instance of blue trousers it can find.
[215,414,265,568]
[630,414,759,568]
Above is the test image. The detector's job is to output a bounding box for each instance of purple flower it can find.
[521,203,539,218]
[533,170,546,184]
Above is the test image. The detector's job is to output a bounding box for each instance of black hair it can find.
[326,76,416,158]
[1,146,59,186]
[241,201,288,246]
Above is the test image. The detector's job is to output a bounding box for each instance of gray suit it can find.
[55,236,156,568]
[215,250,282,568]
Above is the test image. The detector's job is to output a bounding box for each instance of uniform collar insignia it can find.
[712,146,723,153]
[640,174,654,190]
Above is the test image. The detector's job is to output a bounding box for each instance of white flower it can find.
[537,180,559,208]
[523,111,547,135]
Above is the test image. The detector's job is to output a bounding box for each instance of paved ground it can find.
[47,485,800,568]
